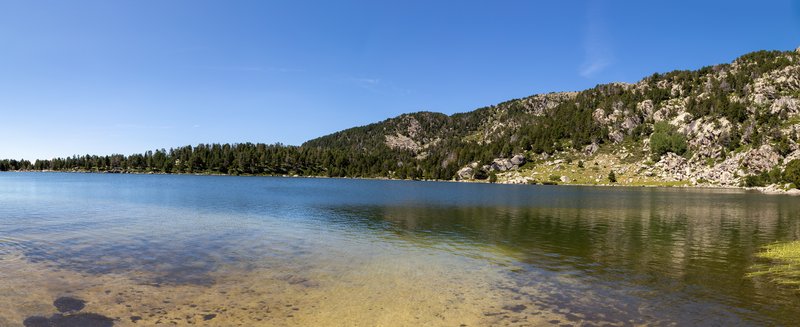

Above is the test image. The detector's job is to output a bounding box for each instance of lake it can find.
[1,172,799,326]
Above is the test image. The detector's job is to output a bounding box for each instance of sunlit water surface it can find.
[1,172,800,326]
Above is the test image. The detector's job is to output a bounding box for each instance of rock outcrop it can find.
[488,155,526,172]
[741,145,781,174]
[456,166,474,180]
[306,48,800,191]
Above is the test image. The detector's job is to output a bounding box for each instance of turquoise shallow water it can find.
[1,172,800,326]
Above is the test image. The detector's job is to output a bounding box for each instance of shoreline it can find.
[3,169,799,195]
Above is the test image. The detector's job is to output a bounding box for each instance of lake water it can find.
[1,172,799,326]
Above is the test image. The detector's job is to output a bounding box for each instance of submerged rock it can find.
[53,297,86,313]
[502,304,527,313]
[22,316,49,327]
[24,313,113,327]
[48,313,114,327]
[24,296,114,327]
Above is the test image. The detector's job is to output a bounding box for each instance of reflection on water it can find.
[1,173,800,326]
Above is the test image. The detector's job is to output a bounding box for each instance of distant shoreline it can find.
[4,169,798,195]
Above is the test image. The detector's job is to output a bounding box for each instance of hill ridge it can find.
[4,48,800,192]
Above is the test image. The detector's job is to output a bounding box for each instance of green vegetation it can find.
[742,161,800,188]
[608,170,617,183]
[649,122,687,161]
[1,49,799,184]
[743,167,783,187]
[749,241,800,290]
[0,159,32,171]
[785,160,800,187]
[1,143,332,176]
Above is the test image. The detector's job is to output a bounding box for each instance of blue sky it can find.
[1,1,799,160]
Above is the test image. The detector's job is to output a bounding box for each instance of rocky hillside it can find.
[303,48,800,190]
[9,47,800,192]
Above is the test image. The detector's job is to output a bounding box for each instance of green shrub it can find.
[743,174,767,187]
[650,122,688,161]
[768,167,784,184]
[489,171,498,183]
[608,170,617,183]
[784,160,800,188]
[775,137,792,156]
[474,169,489,180]
[743,166,786,187]
[549,174,561,182]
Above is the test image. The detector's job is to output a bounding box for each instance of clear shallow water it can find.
[1,172,800,326]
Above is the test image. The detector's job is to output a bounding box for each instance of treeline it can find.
[0,159,33,171]
[0,142,461,180]
[3,144,321,175]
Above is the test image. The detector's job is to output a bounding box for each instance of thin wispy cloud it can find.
[356,77,380,85]
[580,53,610,77]
[352,77,381,87]
[112,123,175,130]
[200,65,306,73]
[347,76,413,95]
[579,1,613,78]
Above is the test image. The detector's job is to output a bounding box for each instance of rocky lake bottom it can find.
[2,173,800,326]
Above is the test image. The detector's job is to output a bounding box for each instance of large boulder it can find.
[490,158,514,171]
[770,97,800,116]
[490,155,526,171]
[637,100,655,120]
[741,145,781,174]
[621,116,641,133]
[584,143,600,156]
[510,154,526,166]
[456,166,474,180]
[592,108,608,124]
[608,130,624,144]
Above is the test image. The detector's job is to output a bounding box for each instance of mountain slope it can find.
[301,48,800,187]
[5,48,800,190]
